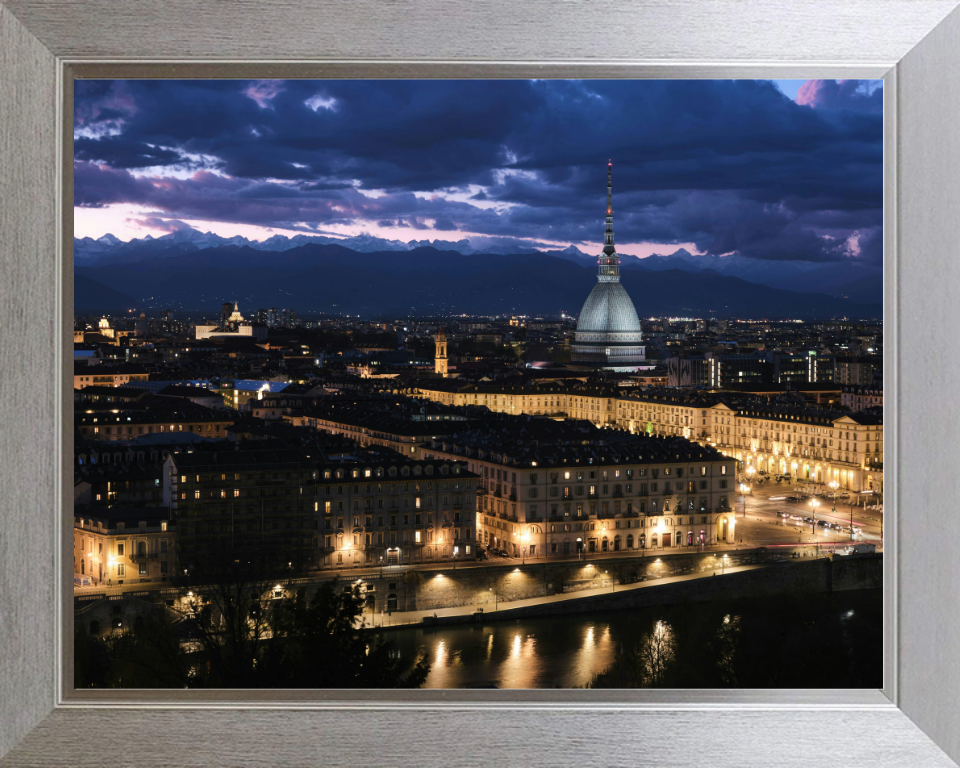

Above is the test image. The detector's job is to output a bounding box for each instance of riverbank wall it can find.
[351,548,879,616]
[475,552,882,623]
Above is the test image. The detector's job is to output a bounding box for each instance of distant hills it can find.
[74,237,882,319]
[74,274,138,315]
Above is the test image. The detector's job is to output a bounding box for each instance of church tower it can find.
[434,326,448,377]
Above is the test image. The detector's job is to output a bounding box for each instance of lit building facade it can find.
[421,435,738,559]
[73,506,175,587]
[414,382,883,492]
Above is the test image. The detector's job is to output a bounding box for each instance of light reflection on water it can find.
[382,590,882,689]
[386,618,618,689]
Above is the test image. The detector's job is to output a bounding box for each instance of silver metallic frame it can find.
[2,1,959,765]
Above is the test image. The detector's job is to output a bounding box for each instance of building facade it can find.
[421,434,739,559]
[73,506,175,587]
[414,382,883,492]
[165,446,479,572]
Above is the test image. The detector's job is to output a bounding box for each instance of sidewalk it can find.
[363,562,769,630]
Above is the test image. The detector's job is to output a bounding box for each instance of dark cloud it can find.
[74,137,187,169]
[74,78,883,262]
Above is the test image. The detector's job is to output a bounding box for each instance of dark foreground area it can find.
[384,588,883,689]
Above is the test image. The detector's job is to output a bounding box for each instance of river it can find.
[383,588,882,689]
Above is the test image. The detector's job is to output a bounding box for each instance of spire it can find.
[598,160,620,282]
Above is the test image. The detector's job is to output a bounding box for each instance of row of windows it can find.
[532,479,724,498]
[87,423,223,436]
[325,527,473,548]
[532,497,727,517]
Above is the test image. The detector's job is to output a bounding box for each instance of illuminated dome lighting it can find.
[571,162,646,369]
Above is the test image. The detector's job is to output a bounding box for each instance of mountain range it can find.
[74,228,592,265]
[74,228,882,305]
[74,238,882,320]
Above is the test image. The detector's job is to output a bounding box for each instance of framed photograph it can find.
[2,1,959,765]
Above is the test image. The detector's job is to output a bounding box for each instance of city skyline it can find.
[75,78,882,264]
[71,78,883,693]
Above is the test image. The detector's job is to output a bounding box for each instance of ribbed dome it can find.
[575,281,642,333]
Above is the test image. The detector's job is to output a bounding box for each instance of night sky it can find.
[74,78,882,263]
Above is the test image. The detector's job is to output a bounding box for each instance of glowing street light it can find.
[809,498,821,555]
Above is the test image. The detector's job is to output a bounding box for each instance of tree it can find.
[586,618,676,689]
[76,543,431,688]
[74,626,113,689]
[259,583,430,688]
[169,541,298,687]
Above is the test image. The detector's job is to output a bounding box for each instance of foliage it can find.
[74,548,430,689]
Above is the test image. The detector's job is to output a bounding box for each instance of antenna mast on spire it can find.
[598,160,620,282]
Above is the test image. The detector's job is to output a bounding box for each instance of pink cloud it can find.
[243,80,285,109]
[796,80,882,113]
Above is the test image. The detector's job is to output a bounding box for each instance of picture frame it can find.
[2,1,959,764]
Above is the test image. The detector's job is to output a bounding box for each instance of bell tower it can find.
[434,326,448,377]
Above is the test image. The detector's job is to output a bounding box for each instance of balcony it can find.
[129,551,158,562]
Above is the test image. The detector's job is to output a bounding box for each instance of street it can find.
[733,474,883,549]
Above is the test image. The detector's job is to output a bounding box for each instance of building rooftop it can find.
[427,414,730,469]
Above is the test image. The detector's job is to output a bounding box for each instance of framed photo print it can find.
[2,1,959,766]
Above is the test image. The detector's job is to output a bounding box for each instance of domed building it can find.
[571,162,646,369]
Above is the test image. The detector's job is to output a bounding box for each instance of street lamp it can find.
[522,532,530,565]
[738,483,750,518]
[605,570,614,593]
[809,498,820,554]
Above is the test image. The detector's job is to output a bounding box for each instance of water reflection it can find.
[383,590,882,689]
